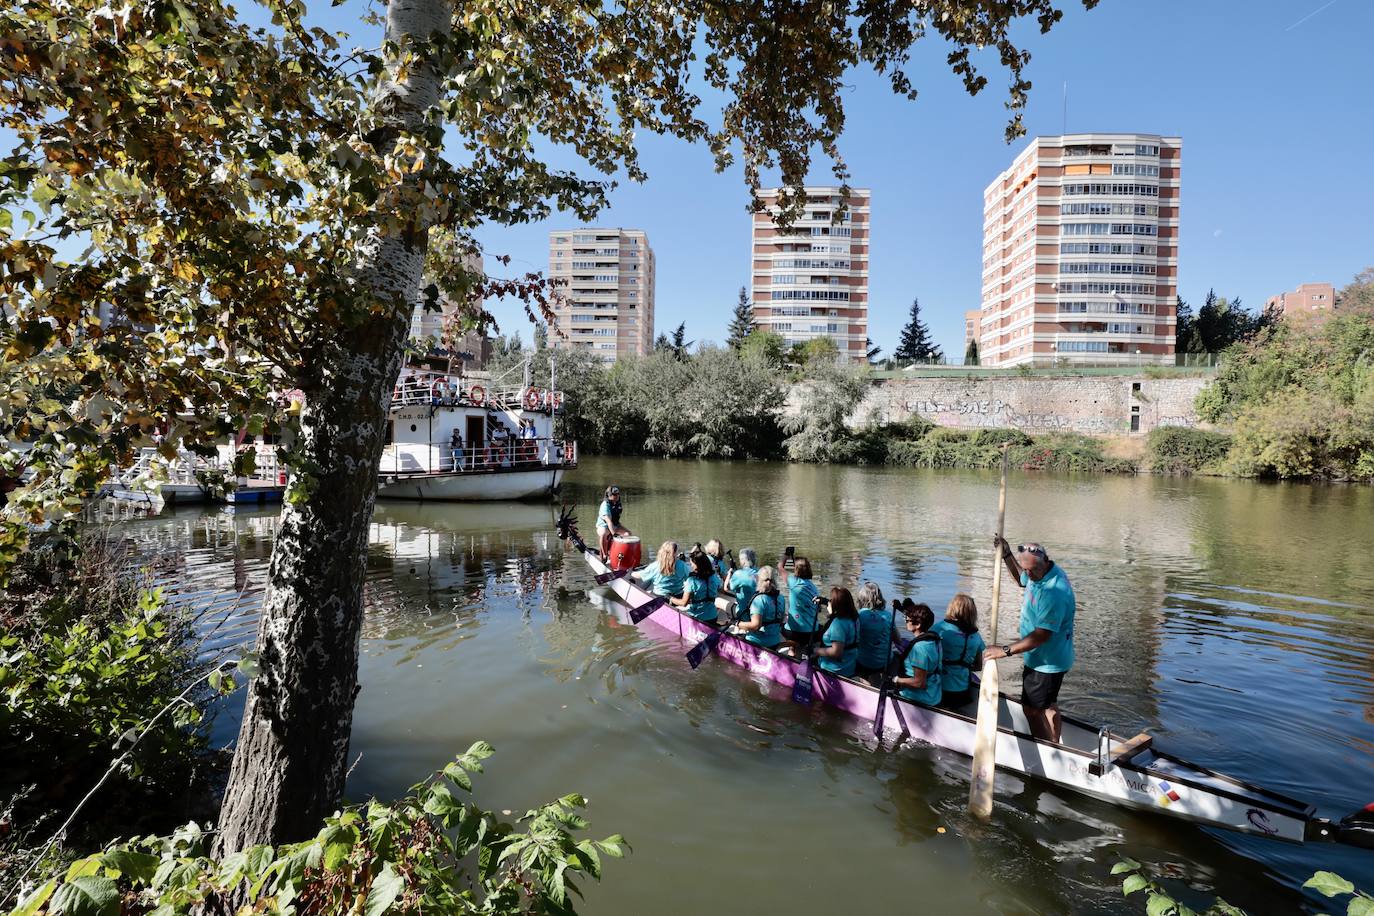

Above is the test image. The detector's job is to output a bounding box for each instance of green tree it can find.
[865,337,882,363]
[726,287,754,349]
[893,298,942,362]
[1,0,1101,856]
[534,323,549,352]
[964,337,980,366]
[782,362,868,461]
[739,330,786,369]
[654,332,672,353]
[1175,295,1205,354]
[1336,266,1374,312]
[1191,289,1271,353]
[669,321,692,360]
[792,336,840,367]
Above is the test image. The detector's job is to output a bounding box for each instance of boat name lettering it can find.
[1066,758,1151,795]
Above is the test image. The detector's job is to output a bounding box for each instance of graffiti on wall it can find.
[901,397,1123,434]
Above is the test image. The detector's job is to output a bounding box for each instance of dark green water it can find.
[134,456,1374,913]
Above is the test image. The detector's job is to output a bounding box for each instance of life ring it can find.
[523,387,542,410]
[468,385,485,407]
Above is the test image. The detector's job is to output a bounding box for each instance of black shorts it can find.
[1021,667,1065,709]
[782,627,819,646]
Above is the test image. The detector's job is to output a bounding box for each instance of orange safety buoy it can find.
[469,384,485,407]
[523,387,542,410]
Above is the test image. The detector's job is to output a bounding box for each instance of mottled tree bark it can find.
[214,0,452,855]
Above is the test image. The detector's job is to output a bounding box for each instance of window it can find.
[771,290,851,301]
[573,234,595,242]
[1135,144,1159,156]
[1063,183,1160,197]
[1112,163,1159,177]
[1058,340,1109,352]
[773,274,797,284]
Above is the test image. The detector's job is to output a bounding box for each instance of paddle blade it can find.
[629,595,667,624]
[791,658,813,705]
[968,658,1001,819]
[595,568,629,585]
[873,680,890,737]
[685,628,725,669]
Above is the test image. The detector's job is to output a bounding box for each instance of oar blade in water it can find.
[629,595,667,624]
[968,658,1001,818]
[685,627,726,669]
[791,657,813,704]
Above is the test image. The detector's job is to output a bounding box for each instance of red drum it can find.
[608,536,641,572]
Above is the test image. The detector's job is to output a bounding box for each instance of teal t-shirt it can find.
[856,608,896,669]
[787,578,819,633]
[897,637,942,706]
[595,499,615,532]
[641,558,691,599]
[728,568,759,621]
[932,619,985,694]
[1019,563,1076,673]
[817,617,859,677]
[684,574,719,622]
[744,592,784,648]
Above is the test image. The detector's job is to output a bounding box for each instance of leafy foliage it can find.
[781,362,869,462]
[893,298,943,363]
[964,338,980,366]
[1195,306,1374,479]
[1144,427,1232,475]
[1113,857,1371,916]
[1336,267,1374,312]
[7,743,628,916]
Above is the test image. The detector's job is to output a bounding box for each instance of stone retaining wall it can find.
[851,373,1211,437]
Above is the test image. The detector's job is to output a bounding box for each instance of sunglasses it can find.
[1017,544,1047,558]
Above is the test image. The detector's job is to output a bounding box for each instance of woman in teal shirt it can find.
[813,587,860,678]
[672,551,720,623]
[640,540,690,599]
[932,593,985,710]
[854,582,901,685]
[733,564,784,648]
[893,602,942,707]
[727,547,759,619]
[780,557,820,645]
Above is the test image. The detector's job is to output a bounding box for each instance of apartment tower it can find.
[548,229,655,363]
[751,187,870,362]
[979,134,1181,366]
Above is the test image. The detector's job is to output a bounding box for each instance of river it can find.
[128,456,1374,913]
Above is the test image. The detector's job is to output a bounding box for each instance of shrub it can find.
[7,743,626,916]
[1146,427,1232,475]
[1009,433,1134,474]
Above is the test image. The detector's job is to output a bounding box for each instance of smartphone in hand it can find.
[783,546,795,570]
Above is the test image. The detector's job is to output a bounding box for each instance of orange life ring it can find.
[523,387,542,410]
[469,385,485,407]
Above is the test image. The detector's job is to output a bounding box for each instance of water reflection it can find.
[115,458,1374,912]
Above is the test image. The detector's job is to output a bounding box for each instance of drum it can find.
[608,536,641,572]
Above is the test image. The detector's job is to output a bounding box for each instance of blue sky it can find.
[465,0,1374,356]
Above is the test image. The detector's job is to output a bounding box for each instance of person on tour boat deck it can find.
[932,593,986,711]
[727,547,760,617]
[812,587,860,678]
[640,540,690,599]
[449,428,464,471]
[672,550,721,623]
[854,582,902,686]
[731,563,783,649]
[594,485,631,559]
[982,539,1076,743]
[779,556,821,646]
[892,601,943,707]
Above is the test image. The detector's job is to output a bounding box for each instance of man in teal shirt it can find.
[983,539,1076,743]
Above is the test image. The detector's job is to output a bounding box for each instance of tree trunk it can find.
[214,0,452,856]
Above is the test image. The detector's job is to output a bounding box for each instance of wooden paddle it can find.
[969,444,1011,819]
[872,604,901,737]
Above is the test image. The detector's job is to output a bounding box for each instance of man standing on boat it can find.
[982,539,1076,744]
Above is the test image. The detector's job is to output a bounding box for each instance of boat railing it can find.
[391,374,563,413]
[380,437,577,475]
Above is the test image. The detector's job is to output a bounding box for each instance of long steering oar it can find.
[969,445,1011,819]
[556,505,664,624]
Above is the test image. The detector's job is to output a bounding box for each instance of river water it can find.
[128,456,1374,913]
